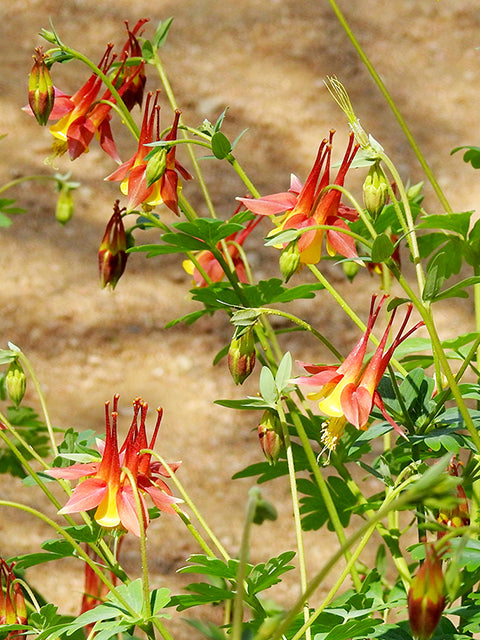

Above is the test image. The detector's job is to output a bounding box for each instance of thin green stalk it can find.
[228,157,261,198]
[9,343,58,456]
[288,407,362,592]
[148,452,230,562]
[325,0,453,214]
[0,175,60,196]
[149,51,216,218]
[275,401,311,640]
[174,507,217,557]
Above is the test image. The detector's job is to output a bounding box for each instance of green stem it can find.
[0,175,60,196]
[275,401,311,640]
[9,343,58,456]
[325,0,453,214]
[287,406,362,592]
[228,157,261,198]
[148,452,230,561]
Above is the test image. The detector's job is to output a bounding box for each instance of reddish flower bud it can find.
[5,360,26,408]
[0,559,27,637]
[28,47,54,126]
[227,329,256,385]
[407,544,446,640]
[257,410,283,465]
[98,201,128,289]
[437,458,469,538]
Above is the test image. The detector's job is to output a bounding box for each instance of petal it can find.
[58,478,107,514]
[294,370,341,387]
[117,485,148,537]
[46,462,99,480]
[340,383,373,430]
[325,219,358,259]
[149,461,181,477]
[144,484,182,514]
[236,193,297,216]
[373,392,407,439]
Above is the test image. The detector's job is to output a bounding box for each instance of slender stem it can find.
[0,175,60,196]
[228,157,261,198]
[148,452,230,561]
[9,343,58,456]
[275,401,311,640]
[325,0,453,213]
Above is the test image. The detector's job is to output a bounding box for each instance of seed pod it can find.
[279,240,300,282]
[6,360,26,407]
[28,47,55,126]
[227,328,256,385]
[363,160,389,219]
[257,410,283,465]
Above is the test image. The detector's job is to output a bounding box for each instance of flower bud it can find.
[227,328,256,385]
[279,240,300,282]
[98,201,128,289]
[343,260,359,282]
[408,544,446,640]
[145,148,167,188]
[363,160,389,219]
[5,360,26,408]
[257,410,283,465]
[28,47,54,126]
[55,185,75,225]
[437,458,469,538]
[0,559,27,627]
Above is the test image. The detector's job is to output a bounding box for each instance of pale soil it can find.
[0,0,479,634]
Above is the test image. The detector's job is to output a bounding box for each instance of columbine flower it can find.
[0,560,27,638]
[28,47,55,126]
[47,396,181,537]
[105,92,193,213]
[115,19,148,111]
[437,457,470,537]
[295,295,423,449]
[408,544,446,640]
[236,131,359,265]
[98,201,128,289]
[183,215,262,286]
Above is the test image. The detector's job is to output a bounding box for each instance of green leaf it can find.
[417,211,473,239]
[259,366,278,406]
[429,275,480,303]
[106,578,144,615]
[247,551,295,595]
[153,17,174,49]
[323,618,381,640]
[150,587,171,614]
[298,476,357,531]
[211,131,232,159]
[370,234,395,263]
[275,352,292,393]
[141,39,154,61]
[451,145,480,169]
[422,252,446,301]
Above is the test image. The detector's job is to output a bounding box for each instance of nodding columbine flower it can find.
[46,395,182,537]
[0,559,27,637]
[408,543,446,640]
[182,215,262,287]
[28,47,55,126]
[294,295,423,450]
[115,19,148,111]
[437,457,470,538]
[98,201,128,289]
[236,131,359,265]
[105,92,193,213]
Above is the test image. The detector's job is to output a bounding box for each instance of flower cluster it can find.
[47,396,181,537]
[237,131,359,266]
[295,295,423,450]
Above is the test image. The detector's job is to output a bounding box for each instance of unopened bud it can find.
[55,186,75,225]
[363,160,389,219]
[257,410,283,465]
[343,260,359,282]
[227,329,256,385]
[28,47,54,126]
[145,148,167,188]
[5,360,26,408]
[408,544,446,640]
[98,201,128,289]
[279,241,300,282]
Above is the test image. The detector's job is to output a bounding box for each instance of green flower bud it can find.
[145,148,167,188]
[6,360,26,407]
[343,260,359,282]
[55,186,75,225]
[257,410,283,465]
[28,47,55,126]
[227,328,256,385]
[279,240,301,282]
[363,160,389,219]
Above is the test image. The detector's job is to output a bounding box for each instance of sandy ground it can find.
[0,0,479,633]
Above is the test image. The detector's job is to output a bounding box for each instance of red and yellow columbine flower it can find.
[236,131,359,265]
[47,396,181,537]
[0,560,27,638]
[408,544,446,640]
[98,201,128,289]
[183,215,262,287]
[115,19,148,111]
[295,295,423,450]
[437,457,470,538]
[106,92,193,213]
